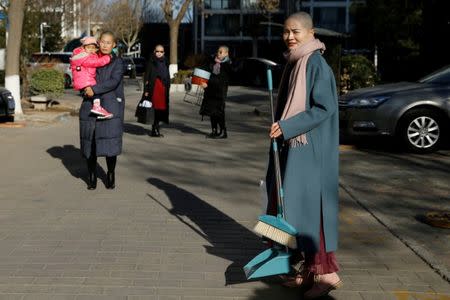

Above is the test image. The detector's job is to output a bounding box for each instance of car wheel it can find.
[64,74,72,89]
[398,108,445,154]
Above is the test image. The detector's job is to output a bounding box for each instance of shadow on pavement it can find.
[167,122,207,135]
[146,178,335,299]
[124,123,150,136]
[147,177,267,286]
[247,287,336,300]
[46,145,106,185]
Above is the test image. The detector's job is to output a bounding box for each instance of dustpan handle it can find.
[267,68,286,219]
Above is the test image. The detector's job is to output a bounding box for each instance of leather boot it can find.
[106,171,115,189]
[217,127,227,139]
[206,128,218,138]
[150,126,159,137]
[155,125,164,137]
[87,171,97,190]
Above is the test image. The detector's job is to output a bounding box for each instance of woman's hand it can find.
[270,122,283,139]
[201,83,208,88]
[84,86,94,97]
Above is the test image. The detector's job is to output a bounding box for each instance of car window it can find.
[419,66,450,84]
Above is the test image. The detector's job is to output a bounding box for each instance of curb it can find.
[24,111,72,124]
[340,182,450,283]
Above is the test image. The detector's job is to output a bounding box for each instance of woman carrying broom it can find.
[266,12,341,299]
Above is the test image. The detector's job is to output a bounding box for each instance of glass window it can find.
[313,7,346,32]
[205,0,240,9]
[419,66,450,84]
[242,13,284,37]
[242,0,259,9]
[205,15,240,36]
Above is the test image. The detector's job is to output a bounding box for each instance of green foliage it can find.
[19,1,66,97]
[30,68,64,98]
[351,0,423,81]
[321,38,342,92]
[172,69,193,84]
[340,55,379,94]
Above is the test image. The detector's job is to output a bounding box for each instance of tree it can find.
[161,0,195,76]
[352,0,424,81]
[103,0,143,55]
[5,0,26,115]
[246,0,280,57]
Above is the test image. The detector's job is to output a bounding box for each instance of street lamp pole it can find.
[40,22,49,53]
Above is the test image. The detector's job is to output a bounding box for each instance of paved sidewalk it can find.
[0,87,448,299]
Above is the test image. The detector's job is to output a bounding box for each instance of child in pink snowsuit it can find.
[71,36,112,119]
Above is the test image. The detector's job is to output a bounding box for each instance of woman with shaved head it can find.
[266,12,342,298]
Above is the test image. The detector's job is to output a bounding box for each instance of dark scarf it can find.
[153,55,170,86]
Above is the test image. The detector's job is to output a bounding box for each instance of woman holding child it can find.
[79,31,125,190]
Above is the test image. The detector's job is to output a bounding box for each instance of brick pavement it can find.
[0,87,448,299]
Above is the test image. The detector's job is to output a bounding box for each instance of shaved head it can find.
[286,12,313,30]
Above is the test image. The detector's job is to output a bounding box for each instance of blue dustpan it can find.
[243,247,291,279]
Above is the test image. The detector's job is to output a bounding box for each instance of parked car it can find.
[0,88,15,117]
[339,65,450,153]
[29,52,73,88]
[122,57,146,78]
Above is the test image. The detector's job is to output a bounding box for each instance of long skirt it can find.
[304,213,339,275]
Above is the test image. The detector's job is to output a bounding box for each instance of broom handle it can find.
[267,68,286,219]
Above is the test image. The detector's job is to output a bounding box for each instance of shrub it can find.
[30,68,65,98]
[340,55,379,94]
[172,69,193,84]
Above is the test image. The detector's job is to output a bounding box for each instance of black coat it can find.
[79,56,125,158]
[199,58,232,118]
[142,56,170,123]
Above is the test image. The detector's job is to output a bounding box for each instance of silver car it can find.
[339,65,450,153]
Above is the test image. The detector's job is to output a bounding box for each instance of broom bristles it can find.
[254,220,297,249]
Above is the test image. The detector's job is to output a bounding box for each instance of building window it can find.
[205,15,240,36]
[313,7,346,32]
[204,0,240,9]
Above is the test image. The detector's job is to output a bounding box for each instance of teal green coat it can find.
[266,51,339,253]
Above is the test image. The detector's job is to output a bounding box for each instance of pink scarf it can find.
[212,56,229,75]
[278,38,325,147]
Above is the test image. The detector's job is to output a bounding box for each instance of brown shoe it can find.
[304,273,342,299]
[280,271,313,288]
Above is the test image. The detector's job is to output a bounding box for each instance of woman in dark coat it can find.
[81,31,124,190]
[142,44,170,137]
[267,12,341,299]
[199,46,231,139]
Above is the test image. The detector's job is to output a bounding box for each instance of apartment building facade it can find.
[193,0,357,57]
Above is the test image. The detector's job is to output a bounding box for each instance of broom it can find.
[253,61,298,249]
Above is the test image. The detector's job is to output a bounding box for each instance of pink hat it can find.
[81,36,98,46]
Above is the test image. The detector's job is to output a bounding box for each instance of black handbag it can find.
[135,97,154,124]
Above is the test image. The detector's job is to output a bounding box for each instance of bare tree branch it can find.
[175,0,192,24]
[102,0,143,54]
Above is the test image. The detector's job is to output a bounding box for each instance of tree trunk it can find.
[169,21,179,65]
[5,0,26,115]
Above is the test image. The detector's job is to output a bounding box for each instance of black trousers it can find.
[210,114,225,132]
[86,133,117,174]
